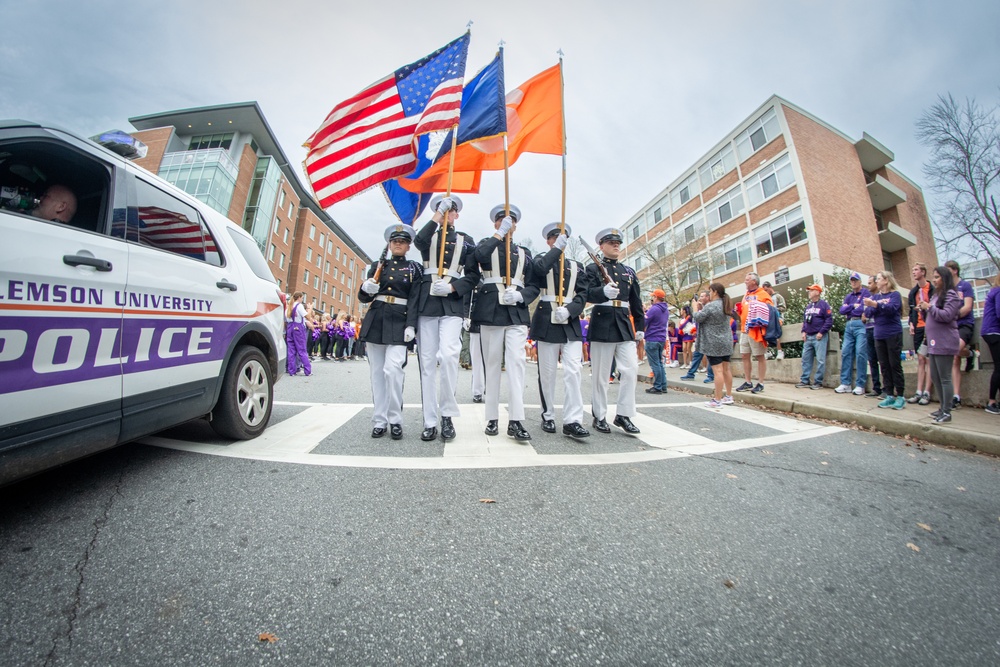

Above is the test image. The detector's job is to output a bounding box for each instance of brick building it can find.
[128,102,371,318]
[622,95,937,304]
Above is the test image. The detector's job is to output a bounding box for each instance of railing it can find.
[160,148,240,180]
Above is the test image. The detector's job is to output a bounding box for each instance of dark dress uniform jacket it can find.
[584,259,646,342]
[527,248,590,344]
[358,255,423,345]
[413,220,479,318]
[471,236,540,327]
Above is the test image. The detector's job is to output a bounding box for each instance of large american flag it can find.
[136,206,218,258]
[303,33,470,209]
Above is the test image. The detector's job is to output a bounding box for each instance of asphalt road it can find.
[2,354,999,666]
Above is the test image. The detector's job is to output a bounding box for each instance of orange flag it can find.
[399,63,563,194]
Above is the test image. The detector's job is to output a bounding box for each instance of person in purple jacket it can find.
[836,272,870,395]
[285,291,312,377]
[796,284,833,389]
[864,271,905,409]
[946,260,976,409]
[915,266,963,424]
[980,275,1000,415]
[644,288,671,393]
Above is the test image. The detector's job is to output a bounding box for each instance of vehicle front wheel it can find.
[210,346,273,440]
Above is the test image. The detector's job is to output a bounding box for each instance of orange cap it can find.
[807,284,823,293]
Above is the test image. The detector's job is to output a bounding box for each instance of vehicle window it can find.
[0,139,111,233]
[128,178,222,266]
[227,227,277,284]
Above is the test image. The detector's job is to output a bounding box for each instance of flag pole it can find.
[438,124,460,278]
[557,52,567,308]
[503,134,511,288]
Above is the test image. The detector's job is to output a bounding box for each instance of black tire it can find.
[210,346,273,440]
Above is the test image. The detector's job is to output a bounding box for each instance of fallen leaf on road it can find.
[479,498,496,504]
[723,579,736,588]
[761,450,772,455]
[957,487,966,492]
[258,633,279,643]
[917,523,933,532]
[820,451,829,455]
[726,474,738,479]
[820,461,829,466]
[906,543,921,553]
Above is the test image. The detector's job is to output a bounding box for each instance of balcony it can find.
[867,173,907,211]
[855,132,894,172]
[878,222,917,253]
[160,147,240,180]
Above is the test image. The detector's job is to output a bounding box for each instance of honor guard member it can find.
[358,224,422,440]
[585,228,645,434]
[472,205,540,441]
[527,223,590,439]
[464,281,486,403]
[413,195,480,442]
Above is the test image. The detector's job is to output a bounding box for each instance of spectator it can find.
[681,291,714,385]
[694,283,735,407]
[667,320,680,368]
[29,184,77,223]
[946,260,976,409]
[981,273,1000,415]
[644,289,670,394]
[863,275,883,398]
[836,272,870,396]
[916,266,963,424]
[906,263,933,405]
[864,271,906,409]
[735,272,772,393]
[796,284,833,389]
[679,305,695,369]
[762,281,786,360]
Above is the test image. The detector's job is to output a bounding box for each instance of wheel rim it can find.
[236,359,269,427]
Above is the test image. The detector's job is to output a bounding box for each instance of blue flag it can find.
[382,51,507,224]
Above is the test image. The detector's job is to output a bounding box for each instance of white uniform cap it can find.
[489,204,521,223]
[595,227,623,244]
[541,222,572,239]
[428,194,463,213]
[384,224,415,242]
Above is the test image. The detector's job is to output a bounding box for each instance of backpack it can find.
[764,304,782,348]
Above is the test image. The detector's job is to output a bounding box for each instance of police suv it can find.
[0,120,286,486]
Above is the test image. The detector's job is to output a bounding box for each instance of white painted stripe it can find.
[674,426,845,456]
[695,403,818,433]
[612,410,715,449]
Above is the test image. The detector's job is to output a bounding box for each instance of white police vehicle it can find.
[0,120,286,486]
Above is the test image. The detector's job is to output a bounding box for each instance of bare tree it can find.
[631,235,713,310]
[916,93,1000,268]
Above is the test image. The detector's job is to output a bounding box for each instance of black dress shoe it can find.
[541,419,556,433]
[390,424,403,440]
[507,420,531,441]
[485,419,499,436]
[371,426,387,438]
[472,394,484,403]
[563,422,590,439]
[645,387,663,394]
[613,415,641,434]
[592,417,611,433]
[441,416,456,441]
[420,427,438,441]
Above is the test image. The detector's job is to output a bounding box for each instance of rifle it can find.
[578,237,613,285]
[371,243,390,282]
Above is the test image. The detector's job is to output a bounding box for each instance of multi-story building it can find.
[622,95,937,304]
[127,102,371,318]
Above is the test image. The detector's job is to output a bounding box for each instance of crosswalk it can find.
[142,400,844,470]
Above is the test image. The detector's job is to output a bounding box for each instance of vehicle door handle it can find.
[63,254,113,272]
[216,280,238,292]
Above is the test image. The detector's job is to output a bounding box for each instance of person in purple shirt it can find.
[863,275,883,398]
[644,289,671,393]
[836,272,870,395]
[915,266,963,424]
[946,260,976,409]
[796,284,833,389]
[864,270,905,409]
[980,276,1000,414]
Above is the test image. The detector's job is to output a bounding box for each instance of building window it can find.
[316,255,322,268]
[306,247,312,261]
[278,189,286,209]
[268,243,275,261]
[736,108,781,162]
[314,276,319,289]
[304,269,310,283]
[706,186,746,229]
[325,260,331,274]
[336,247,341,260]
[333,267,339,280]
[698,143,737,188]
[188,133,234,151]
[629,220,644,241]
[653,208,662,223]
[670,172,700,211]
[883,251,893,273]
[634,256,644,271]
[754,206,807,258]
[683,253,708,287]
[673,212,705,249]
[273,217,280,235]
[283,228,289,243]
[288,203,294,219]
[319,233,326,248]
[279,253,286,269]
[347,278,353,289]
[309,225,316,240]
[346,295,352,308]
[714,232,753,274]
[349,258,355,271]
[745,154,795,208]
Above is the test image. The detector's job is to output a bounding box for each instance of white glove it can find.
[430,280,452,296]
[602,283,620,299]
[463,318,471,331]
[635,330,645,342]
[553,234,568,250]
[496,216,513,237]
[403,326,415,342]
[361,278,379,295]
[502,287,524,305]
[436,196,455,213]
[554,306,570,323]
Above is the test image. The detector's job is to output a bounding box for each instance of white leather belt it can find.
[539,295,557,302]
[422,263,462,279]
[482,276,525,287]
[597,300,629,309]
[375,295,407,305]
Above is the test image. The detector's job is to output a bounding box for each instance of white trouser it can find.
[537,340,584,426]
[590,341,638,420]
[417,315,462,428]
[470,331,485,396]
[366,343,407,427]
[480,324,528,421]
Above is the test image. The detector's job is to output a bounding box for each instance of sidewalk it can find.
[644,362,1000,457]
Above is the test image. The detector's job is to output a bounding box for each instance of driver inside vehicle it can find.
[30,183,77,223]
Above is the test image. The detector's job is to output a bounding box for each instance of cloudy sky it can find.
[2,0,998,260]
